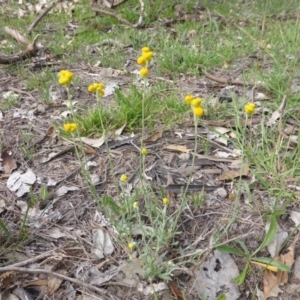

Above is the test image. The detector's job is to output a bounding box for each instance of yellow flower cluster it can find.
[63,123,77,132]
[58,70,73,86]
[184,94,204,117]
[244,102,256,115]
[137,46,153,78]
[88,83,105,97]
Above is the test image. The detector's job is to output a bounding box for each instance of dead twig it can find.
[93,0,128,9]
[28,0,63,34]
[7,86,36,101]
[0,266,112,299]
[201,69,252,86]
[91,6,133,27]
[133,0,145,28]
[5,249,58,268]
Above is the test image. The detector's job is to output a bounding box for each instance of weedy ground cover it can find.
[1,0,300,299]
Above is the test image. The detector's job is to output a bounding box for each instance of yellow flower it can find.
[58,70,73,86]
[193,106,204,117]
[163,197,170,205]
[244,102,256,115]
[137,56,146,65]
[133,202,138,208]
[139,68,149,78]
[143,51,153,62]
[120,174,128,183]
[128,242,135,250]
[88,84,95,92]
[97,89,105,97]
[88,83,105,96]
[184,94,194,104]
[191,97,202,107]
[63,123,77,132]
[141,147,148,155]
[141,47,151,53]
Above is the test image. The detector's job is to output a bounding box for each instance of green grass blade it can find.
[253,215,277,256]
[251,257,290,272]
[216,245,246,257]
[0,218,9,235]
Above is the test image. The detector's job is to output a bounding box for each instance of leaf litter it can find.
[1,2,300,300]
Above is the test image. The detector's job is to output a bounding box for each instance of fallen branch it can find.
[0,35,39,64]
[0,266,112,299]
[28,0,64,34]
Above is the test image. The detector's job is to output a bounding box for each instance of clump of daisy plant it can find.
[136,46,154,174]
[58,70,74,111]
[184,94,205,192]
[87,82,106,133]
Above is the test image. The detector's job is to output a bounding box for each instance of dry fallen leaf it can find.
[266,95,287,127]
[55,186,80,197]
[263,232,300,299]
[144,132,163,142]
[92,229,114,259]
[1,149,17,174]
[163,144,191,153]
[48,269,67,295]
[7,169,36,197]
[115,123,126,136]
[218,165,249,181]
[194,250,240,300]
[168,280,184,300]
[74,136,105,148]
[264,270,282,299]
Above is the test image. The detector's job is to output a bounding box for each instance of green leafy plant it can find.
[216,215,290,285]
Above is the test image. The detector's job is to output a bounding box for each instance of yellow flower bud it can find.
[143,52,153,62]
[137,56,146,65]
[58,70,73,85]
[139,68,149,78]
[120,174,128,183]
[163,197,170,205]
[184,94,194,104]
[191,97,202,107]
[244,102,256,115]
[63,123,77,132]
[193,106,204,117]
[128,242,135,250]
[141,47,151,53]
[141,147,148,155]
